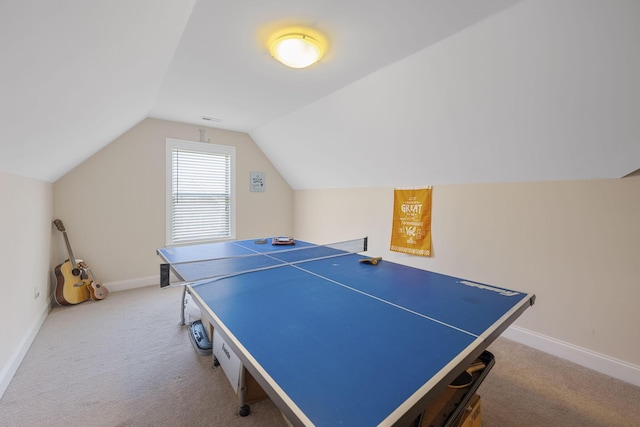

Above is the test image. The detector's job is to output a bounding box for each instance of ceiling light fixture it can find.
[270,33,324,69]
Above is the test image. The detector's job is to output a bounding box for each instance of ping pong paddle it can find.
[359,257,382,265]
[448,361,486,389]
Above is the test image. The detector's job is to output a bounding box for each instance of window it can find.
[166,139,235,244]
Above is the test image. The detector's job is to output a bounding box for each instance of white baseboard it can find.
[503,325,640,387]
[0,297,51,399]
[103,276,158,293]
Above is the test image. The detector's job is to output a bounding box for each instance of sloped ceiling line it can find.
[1,0,638,187]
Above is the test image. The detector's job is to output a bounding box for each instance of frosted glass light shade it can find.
[270,33,323,68]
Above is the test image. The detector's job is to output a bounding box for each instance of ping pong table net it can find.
[160,237,368,287]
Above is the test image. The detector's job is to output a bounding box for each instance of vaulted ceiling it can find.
[1,0,638,187]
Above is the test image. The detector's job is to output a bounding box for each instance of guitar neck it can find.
[62,231,78,269]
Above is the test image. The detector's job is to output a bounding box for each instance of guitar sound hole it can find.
[72,268,81,276]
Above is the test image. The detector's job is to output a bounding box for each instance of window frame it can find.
[165,138,236,246]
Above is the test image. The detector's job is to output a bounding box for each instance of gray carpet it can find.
[1,285,638,426]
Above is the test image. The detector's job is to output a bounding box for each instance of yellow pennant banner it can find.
[390,187,432,257]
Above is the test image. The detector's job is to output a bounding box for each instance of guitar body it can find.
[54,259,92,305]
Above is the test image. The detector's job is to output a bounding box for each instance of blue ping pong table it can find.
[157,238,535,426]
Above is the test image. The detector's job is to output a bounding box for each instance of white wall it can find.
[0,171,53,397]
[52,118,293,290]
[252,0,640,189]
[293,176,640,385]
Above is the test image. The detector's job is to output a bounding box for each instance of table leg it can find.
[180,286,187,325]
[238,367,250,417]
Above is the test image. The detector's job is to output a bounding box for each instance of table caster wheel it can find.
[213,357,219,367]
[239,405,250,417]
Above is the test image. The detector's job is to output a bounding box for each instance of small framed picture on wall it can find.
[250,171,265,192]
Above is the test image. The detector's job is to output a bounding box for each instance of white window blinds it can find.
[166,139,235,244]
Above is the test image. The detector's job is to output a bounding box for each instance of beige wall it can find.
[293,176,640,368]
[0,171,53,393]
[52,118,293,286]
[2,121,638,393]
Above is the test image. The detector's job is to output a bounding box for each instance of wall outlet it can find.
[34,287,41,299]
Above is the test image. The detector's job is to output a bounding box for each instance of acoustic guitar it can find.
[53,219,108,305]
